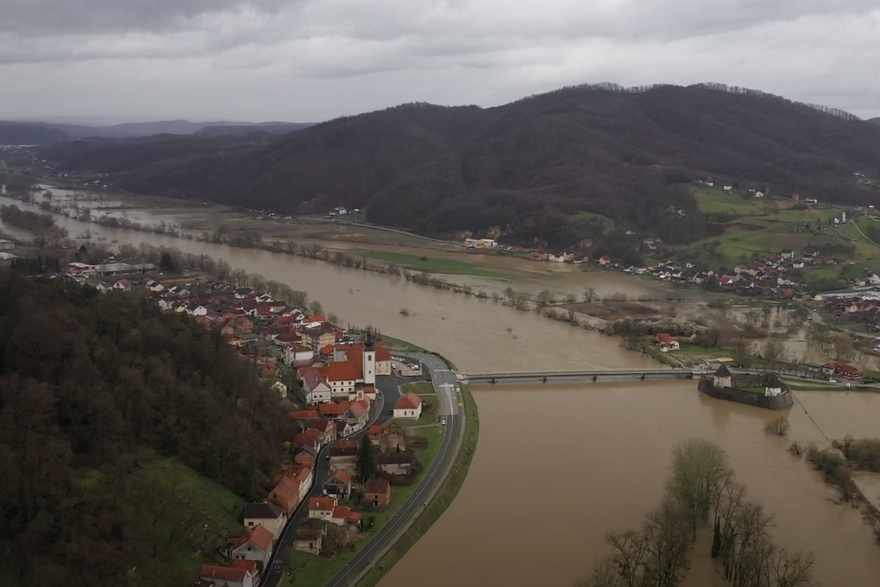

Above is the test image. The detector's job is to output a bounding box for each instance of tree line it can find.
[576,439,815,587]
[0,271,293,586]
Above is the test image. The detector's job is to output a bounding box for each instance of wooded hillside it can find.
[0,271,291,587]
[38,84,880,249]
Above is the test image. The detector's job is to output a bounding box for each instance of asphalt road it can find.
[321,353,463,587]
[261,373,404,587]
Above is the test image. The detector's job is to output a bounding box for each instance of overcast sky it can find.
[2,0,879,123]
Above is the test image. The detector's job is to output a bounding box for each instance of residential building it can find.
[377,454,415,476]
[308,496,337,521]
[294,445,317,468]
[323,470,352,499]
[329,439,359,473]
[365,479,391,509]
[228,524,275,567]
[199,563,257,587]
[393,393,422,419]
[294,520,325,555]
[242,502,286,540]
[331,505,362,531]
[368,423,407,453]
[300,367,332,404]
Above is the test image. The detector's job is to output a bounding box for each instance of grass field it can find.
[286,422,447,587]
[362,251,510,278]
[675,187,880,280]
[692,186,763,214]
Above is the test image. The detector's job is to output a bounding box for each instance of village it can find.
[60,261,441,587]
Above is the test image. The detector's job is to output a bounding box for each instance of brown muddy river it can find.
[2,194,880,586]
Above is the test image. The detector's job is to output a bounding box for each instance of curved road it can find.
[323,353,463,587]
[262,354,465,587]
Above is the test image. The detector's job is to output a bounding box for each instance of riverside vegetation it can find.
[0,271,293,587]
[576,439,816,587]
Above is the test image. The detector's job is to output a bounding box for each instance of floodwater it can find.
[2,194,880,586]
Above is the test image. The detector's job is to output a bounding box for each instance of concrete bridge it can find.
[459,368,701,385]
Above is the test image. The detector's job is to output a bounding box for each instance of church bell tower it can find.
[363,333,376,386]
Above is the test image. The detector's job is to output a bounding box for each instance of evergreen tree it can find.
[356,437,377,482]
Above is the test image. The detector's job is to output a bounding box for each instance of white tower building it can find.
[363,336,376,386]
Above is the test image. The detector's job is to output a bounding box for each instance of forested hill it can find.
[39,84,880,248]
[0,271,290,587]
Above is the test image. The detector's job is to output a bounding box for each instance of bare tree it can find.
[583,287,597,303]
[574,556,623,587]
[667,438,732,538]
[767,548,816,587]
[642,499,693,587]
[607,530,647,587]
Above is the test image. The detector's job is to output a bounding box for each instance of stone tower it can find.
[363,333,376,386]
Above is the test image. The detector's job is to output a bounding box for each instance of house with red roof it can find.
[269,476,299,515]
[294,429,321,451]
[308,418,337,447]
[393,392,422,420]
[308,496,337,521]
[365,479,391,509]
[199,561,257,587]
[331,505,362,531]
[323,470,352,499]
[228,524,275,566]
[824,361,863,380]
[653,333,680,352]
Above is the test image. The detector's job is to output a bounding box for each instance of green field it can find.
[674,187,880,282]
[363,251,510,278]
[692,186,764,214]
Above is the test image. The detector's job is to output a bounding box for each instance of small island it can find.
[698,364,794,410]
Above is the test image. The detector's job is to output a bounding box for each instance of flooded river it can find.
[2,194,880,586]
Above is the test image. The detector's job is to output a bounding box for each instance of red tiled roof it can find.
[326,469,352,485]
[327,359,362,382]
[319,345,335,355]
[290,409,319,421]
[365,479,390,495]
[309,496,336,512]
[368,424,387,437]
[294,429,320,448]
[271,477,298,504]
[303,316,326,324]
[243,524,274,551]
[375,342,392,362]
[654,333,674,344]
[333,439,358,450]
[332,505,353,520]
[200,565,248,583]
[320,401,350,417]
[308,419,334,433]
[231,559,258,573]
[394,392,422,411]
[347,401,367,418]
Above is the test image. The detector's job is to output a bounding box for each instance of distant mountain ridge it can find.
[0,119,312,144]
[38,84,880,251]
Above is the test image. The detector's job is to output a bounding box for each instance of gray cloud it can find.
[1,0,290,35]
[0,0,878,121]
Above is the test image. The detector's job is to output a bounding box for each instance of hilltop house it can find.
[653,333,680,352]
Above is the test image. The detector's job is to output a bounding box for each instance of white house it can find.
[243,502,287,540]
[229,524,275,567]
[308,496,337,521]
[300,368,332,404]
[393,392,423,419]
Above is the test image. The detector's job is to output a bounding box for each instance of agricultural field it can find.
[674,186,880,284]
